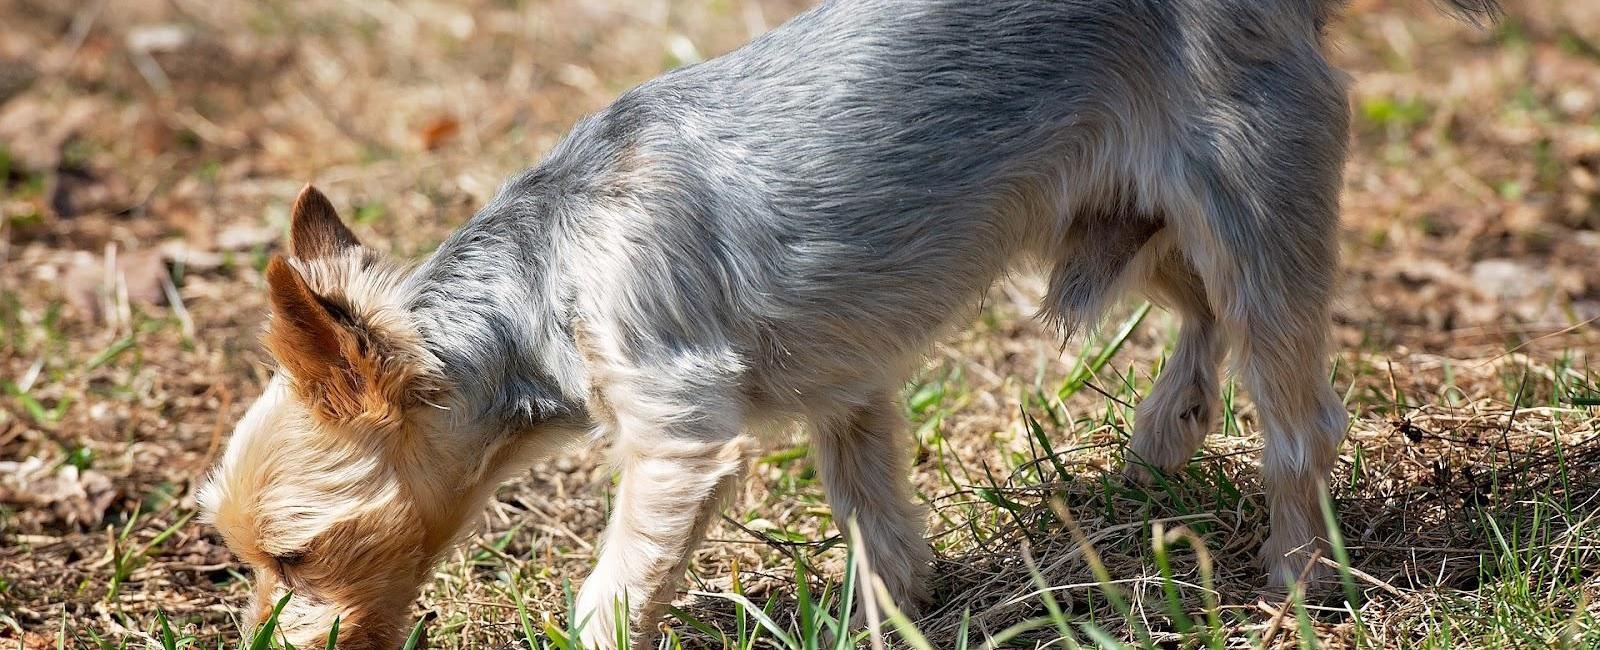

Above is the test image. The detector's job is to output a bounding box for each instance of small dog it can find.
[199,0,1500,646]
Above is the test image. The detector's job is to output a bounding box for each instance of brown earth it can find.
[1,0,1598,647]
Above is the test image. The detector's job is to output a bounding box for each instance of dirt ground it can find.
[2,0,1599,648]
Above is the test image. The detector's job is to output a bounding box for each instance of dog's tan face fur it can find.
[198,187,475,648]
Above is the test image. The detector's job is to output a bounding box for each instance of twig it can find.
[160,268,194,339]
[1314,555,1402,597]
[1081,380,1136,410]
[1477,315,1600,367]
[1260,548,1326,647]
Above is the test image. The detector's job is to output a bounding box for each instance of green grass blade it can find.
[979,618,1053,649]
[156,610,178,650]
[1319,486,1365,643]
[398,616,427,650]
[1060,301,1151,397]
[954,609,971,650]
[541,618,575,650]
[831,546,858,650]
[1150,523,1195,635]
[1020,542,1078,646]
[323,617,340,650]
[665,605,724,645]
[84,335,136,372]
[247,592,293,650]
[1022,407,1072,483]
[687,591,799,649]
[795,561,817,650]
[866,577,934,650]
[1077,622,1121,649]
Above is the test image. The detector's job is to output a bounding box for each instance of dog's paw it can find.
[1260,536,1335,592]
[1126,382,1216,482]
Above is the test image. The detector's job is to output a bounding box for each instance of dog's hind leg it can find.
[811,391,933,624]
[1179,115,1351,587]
[1123,253,1226,483]
[1212,212,1348,588]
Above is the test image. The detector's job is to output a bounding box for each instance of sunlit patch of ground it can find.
[1,1,1597,647]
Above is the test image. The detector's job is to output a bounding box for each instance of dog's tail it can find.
[1431,0,1504,23]
[1314,0,1502,26]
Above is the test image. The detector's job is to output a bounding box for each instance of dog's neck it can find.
[404,171,591,433]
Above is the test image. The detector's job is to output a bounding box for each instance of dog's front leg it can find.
[574,428,747,648]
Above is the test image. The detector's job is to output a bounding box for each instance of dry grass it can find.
[1,0,1599,647]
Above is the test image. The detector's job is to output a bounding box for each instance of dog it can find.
[198,0,1501,646]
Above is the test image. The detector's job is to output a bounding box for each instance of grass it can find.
[46,324,1599,648]
[3,0,1600,648]
[124,516,1336,650]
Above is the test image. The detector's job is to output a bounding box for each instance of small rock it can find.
[215,223,280,250]
[125,24,192,54]
[0,456,119,529]
[1470,258,1545,301]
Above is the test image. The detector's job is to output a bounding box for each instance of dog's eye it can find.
[270,551,309,589]
[273,550,307,570]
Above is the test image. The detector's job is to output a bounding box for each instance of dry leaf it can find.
[418,114,460,151]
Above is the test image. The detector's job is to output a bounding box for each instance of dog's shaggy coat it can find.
[200,0,1501,646]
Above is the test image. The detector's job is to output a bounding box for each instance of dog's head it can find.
[198,186,485,648]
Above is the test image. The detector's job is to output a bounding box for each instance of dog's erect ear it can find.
[263,255,391,421]
[289,185,361,260]
[264,256,362,414]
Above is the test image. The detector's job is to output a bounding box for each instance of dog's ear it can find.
[289,185,361,260]
[263,255,397,421]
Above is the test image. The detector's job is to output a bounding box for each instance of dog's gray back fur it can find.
[407,0,1498,428]
[381,0,1504,640]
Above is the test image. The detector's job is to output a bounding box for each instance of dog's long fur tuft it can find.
[1432,0,1503,23]
[1315,0,1503,25]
